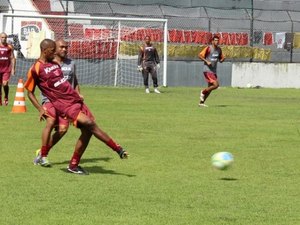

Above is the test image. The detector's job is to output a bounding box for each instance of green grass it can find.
[0,86,299,225]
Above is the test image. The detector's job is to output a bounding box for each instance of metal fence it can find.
[2,0,300,62]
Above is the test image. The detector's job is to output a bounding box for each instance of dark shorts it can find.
[203,72,218,84]
[142,61,156,73]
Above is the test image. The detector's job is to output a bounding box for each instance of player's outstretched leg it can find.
[77,112,129,159]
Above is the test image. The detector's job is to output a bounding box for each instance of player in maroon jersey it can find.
[25,39,129,175]
[138,36,161,94]
[33,39,83,167]
[198,35,225,107]
[0,32,16,106]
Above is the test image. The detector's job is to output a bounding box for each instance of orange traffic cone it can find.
[11,79,27,113]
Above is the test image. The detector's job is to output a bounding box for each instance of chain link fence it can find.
[2,0,300,63]
[28,0,300,63]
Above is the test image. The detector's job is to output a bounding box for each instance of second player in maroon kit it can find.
[25,39,129,175]
[0,32,16,106]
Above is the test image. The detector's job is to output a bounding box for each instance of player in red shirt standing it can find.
[198,35,225,107]
[0,32,16,106]
[25,39,129,175]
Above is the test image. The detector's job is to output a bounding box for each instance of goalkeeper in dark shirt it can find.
[137,36,161,94]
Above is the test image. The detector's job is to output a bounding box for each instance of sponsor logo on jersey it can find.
[54,76,68,87]
[61,67,71,71]
[145,46,154,51]
[44,64,60,74]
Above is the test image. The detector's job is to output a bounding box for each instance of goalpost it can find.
[1,13,168,87]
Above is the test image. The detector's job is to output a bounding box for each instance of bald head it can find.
[0,32,7,37]
[39,39,56,62]
[40,39,56,51]
[55,39,67,46]
[55,39,68,61]
[0,32,8,45]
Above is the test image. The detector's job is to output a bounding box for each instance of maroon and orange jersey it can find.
[24,60,82,116]
[0,44,13,73]
[199,45,224,73]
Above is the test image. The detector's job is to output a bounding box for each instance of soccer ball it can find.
[211,152,234,170]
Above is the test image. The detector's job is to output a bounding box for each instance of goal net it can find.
[1,14,168,87]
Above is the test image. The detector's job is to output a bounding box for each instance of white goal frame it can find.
[1,13,168,87]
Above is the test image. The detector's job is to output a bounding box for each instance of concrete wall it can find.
[10,59,300,88]
[167,61,232,87]
[232,62,300,88]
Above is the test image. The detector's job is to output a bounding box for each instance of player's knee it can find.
[213,82,219,89]
[81,118,96,130]
[58,126,68,136]
[46,118,56,128]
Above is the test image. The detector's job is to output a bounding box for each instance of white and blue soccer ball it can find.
[211,152,234,170]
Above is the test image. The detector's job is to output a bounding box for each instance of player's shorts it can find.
[43,102,69,128]
[142,61,156,74]
[0,72,11,83]
[203,72,218,84]
[2,72,11,82]
[63,103,95,128]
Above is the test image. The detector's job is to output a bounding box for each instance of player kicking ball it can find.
[25,39,129,175]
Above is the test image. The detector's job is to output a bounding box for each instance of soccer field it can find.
[0,86,299,225]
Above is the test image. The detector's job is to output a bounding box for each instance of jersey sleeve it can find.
[198,46,209,59]
[24,62,40,92]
